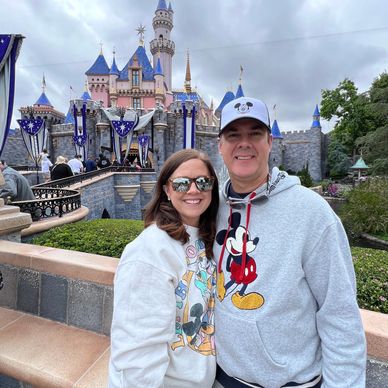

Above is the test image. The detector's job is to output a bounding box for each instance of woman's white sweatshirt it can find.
[109,224,216,388]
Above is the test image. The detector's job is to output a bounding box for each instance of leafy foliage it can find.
[32,219,144,258]
[297,165,313,187]
[352,247,388,314]
[327,136,352,178]
[340,178,388,235]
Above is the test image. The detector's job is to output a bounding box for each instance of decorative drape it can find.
[0,34,23,156]
[73,102,88,160]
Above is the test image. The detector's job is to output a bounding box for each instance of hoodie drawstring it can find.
[218,191,256,283]
[218,206,233,274]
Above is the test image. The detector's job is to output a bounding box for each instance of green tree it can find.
[321,79,374,155]
[297,164,313,187]
[327,136,351,178]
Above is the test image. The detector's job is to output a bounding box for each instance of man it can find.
[0,160,35,203]
[85,155,97,172]
[97,153,111,169]
[67,154,84,175]
[214,97,366,387]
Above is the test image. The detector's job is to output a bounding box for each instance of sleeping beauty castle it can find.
[3,0,327,181]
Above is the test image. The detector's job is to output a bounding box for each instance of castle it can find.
[3,0,327,182]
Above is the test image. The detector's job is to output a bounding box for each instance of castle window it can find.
[133,97,141,110]
[159,34,163,39]
[132,70,139,86]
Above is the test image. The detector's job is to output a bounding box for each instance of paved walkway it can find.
[367,358,388,387]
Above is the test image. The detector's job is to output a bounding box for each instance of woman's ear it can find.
[163,185,171,201]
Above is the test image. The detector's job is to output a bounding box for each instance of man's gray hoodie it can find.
[214,168,366,387]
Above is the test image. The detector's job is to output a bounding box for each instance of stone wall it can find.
[0,263,112,336]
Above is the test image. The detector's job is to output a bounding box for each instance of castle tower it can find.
[150,0,175,91]
[154,56,165,107]
[184,50,192,93]
[109,49,120,108]
[308,104,323,181]
[85,45,110,107]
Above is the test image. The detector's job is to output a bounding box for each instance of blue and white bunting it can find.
[18,118,47,163]
[0,34,23,157]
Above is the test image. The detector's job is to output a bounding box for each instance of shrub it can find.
[352,247,388,314]
[32,219,144,258]
[297,165,313,187]
[340,177,388,235]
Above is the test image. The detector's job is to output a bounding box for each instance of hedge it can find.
[32,220,388,314]
[32,219,144,258]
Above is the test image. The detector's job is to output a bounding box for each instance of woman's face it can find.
[165,158,213,227]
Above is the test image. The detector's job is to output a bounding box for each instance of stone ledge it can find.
[0,241,118,286]
[0,307,109,388]
[361,309,388,361]
[21,205,89,237]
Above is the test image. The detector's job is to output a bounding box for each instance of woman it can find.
[109,149,219,388]
[50,155,73,180]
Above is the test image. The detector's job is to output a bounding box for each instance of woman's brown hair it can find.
[144,149,219,259]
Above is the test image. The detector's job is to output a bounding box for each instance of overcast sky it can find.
[2,0,388,133]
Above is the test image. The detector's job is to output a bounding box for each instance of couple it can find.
[109,97,366,388]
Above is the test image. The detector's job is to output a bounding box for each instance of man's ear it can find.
[218,137,223,155]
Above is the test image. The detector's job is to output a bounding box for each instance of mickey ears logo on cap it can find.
[234,101,253,114]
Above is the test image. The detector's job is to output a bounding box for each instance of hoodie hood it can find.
[221,167,300,205]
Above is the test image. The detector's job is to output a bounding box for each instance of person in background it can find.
[109,149,219,388]
[51,156,74,181]
[214,96,366,388]
[0,160,35,203]
[67,154,84,175]
[85,155,97,172]
[97,153,111,169]
[40,154,53,182]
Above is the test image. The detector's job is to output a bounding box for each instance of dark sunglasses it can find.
[169,176,215,192]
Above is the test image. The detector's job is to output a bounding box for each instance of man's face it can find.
[218,118,272,190]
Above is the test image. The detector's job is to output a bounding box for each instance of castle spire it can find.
[42,73,46,93]
[136,24,146,47]
[311,104,321,128]
[184,50,192,93]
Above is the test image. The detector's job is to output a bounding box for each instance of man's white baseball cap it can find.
[219,96,271,136]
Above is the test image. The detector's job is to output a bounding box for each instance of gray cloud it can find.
[2,0,388,133]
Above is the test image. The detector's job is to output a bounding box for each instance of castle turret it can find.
[184,51,192,93]
[215,90,235,118]
[311,104,321,128]
[235,83,244,98]
[154,56,165,107]
[109,49,120,107]
[150,0,175,91]
[85,46,110,107]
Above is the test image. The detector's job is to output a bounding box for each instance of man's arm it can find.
[0,174,17,201]
[304,220,366,387]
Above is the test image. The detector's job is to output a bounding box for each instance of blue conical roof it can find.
[314,104,320,116]
[168,1,173,11]
[64,109,75,124]
[157,0,168,10]
[154,57,163,76]
[109,56,120,75]
[80,90,92,101]
[118,46,154,81]
[86,53,110,75]
[235,84,244,98]
[34,92,53,107]
[271,119,283,139]
[311,120,321,128]
[216,91,235,113]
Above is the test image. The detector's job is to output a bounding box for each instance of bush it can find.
[32,219,144,258]
[352,247,388,314]
[297,165,313,187]
[340,177,388,235]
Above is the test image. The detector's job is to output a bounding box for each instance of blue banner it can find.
[17,118,44,135]
[138,134,150,168]
[0,34,23,157]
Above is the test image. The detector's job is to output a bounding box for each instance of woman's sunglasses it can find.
[169,176,215,192]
